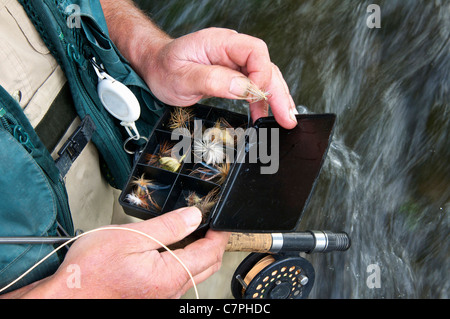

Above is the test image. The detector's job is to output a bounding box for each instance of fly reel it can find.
[231,253,315,299]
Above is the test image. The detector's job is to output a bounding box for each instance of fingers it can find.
[190,29,297,129]
[162,230,231,294]
[223,30,273,89]
[251,63,298,129]
[186,63,296,129]
[221,31,297,128]
[129,206,203,250]
[153,27,297,129]
[176,230,230,277]
[185,63,250,101]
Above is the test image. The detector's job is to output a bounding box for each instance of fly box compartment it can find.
[119,104,336,233]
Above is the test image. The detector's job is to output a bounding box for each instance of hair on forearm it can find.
[99,0,171,70]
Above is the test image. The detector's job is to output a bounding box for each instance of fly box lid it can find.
[119,104,336,233]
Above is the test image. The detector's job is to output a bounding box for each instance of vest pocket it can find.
[81,18,128,78]
[0,130,60,293]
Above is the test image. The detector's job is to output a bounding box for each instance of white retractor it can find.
[91,58,141,140]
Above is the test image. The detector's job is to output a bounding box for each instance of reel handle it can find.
[226,231,351,253]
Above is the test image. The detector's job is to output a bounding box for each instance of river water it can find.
[135,0,449,299]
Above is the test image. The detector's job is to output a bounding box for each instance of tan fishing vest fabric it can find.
[0,0,139,231]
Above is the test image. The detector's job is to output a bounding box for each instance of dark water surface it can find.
[135,0,449,299]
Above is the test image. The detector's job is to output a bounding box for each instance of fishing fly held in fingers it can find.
[229,76,271,104]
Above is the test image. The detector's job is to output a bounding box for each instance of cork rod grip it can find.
[226,233,273,252]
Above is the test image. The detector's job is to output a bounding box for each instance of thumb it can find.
[130,206,203,249]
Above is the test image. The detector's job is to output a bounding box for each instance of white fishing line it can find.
[0,226,199,299]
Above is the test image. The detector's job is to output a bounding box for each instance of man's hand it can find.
[10,207,228,299]
[101,0,298,129]
[139,28,298,129]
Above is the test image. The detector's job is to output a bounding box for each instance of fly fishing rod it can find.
[0,230,350,300]
[225,231,350,253]
[0,230,350,253]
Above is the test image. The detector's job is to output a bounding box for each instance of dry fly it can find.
[125,190,161,212]
[168,107,194,130]
[131,174,171,192]
[145,141,187,172]
[202,118,236,148]
[145,140,174,166]
[146,191,162,212]
[128,174,165,212]
[158,153,186,172]
[131,174,154,196]
[193,139,224,165]
[189,162,230,185]
[185,187,219,222]
[214,162,230,185]
[125,192,148,209]
[235,79,271,103]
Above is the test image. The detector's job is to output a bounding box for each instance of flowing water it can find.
[135,0,449,299]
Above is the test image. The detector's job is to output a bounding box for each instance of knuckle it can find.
[203,67,220,94]
[212,262,222,274]
[254,38,269,52]
[211,246,224,266]
[205,26,236,35]
[168,272,187,293]
[271,62,280,72]
[170,267,191,295]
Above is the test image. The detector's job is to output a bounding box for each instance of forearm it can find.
[99,0,297,128]
[0,281,38,299]
[0,276,65,299]
[99,0,171,76]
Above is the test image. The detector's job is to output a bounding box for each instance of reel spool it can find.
[231,253,315,299]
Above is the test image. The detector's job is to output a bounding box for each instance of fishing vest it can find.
[0,0,165,292]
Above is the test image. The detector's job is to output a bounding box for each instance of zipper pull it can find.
[0,107,34,152]
[12,125,34,152]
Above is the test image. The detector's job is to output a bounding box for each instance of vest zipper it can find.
[63,40,132,187]
[0,107,34,152]
[18,0,133,187]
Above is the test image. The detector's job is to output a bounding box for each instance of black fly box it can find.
[119,104,336,233]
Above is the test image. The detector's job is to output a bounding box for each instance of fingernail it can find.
[180,207,202,228]
[229,76,250,98]
[289,107,298,123]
